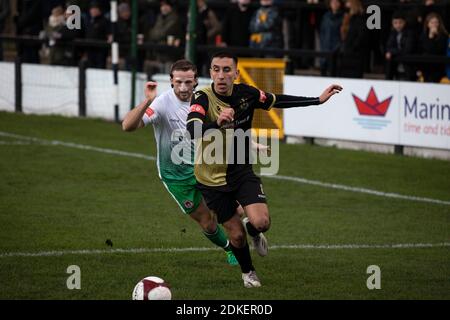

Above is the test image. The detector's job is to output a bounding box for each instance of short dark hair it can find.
[170,59,198,79]
[392,11,406,21]
[89,1,102,9]
[210,51,238,66]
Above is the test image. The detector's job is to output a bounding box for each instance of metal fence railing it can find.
[1,35,449,122]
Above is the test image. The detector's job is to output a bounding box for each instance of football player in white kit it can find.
[122,60,238,266]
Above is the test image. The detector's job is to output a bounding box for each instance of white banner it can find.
[399,82,450,149]
[22,64,79,116]
[284,76,450,150]
[0,62,15,112]
[1,62,447,151]
[0,62,212,121]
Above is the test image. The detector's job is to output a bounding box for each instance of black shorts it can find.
[196,174,267,224]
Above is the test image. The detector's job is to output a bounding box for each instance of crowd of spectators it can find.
[0,0,449,83]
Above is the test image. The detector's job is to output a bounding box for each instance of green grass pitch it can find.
[0,111,449,300]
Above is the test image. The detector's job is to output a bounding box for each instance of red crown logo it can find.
[352,87,392,116]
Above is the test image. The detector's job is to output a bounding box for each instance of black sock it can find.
[229,242,255,273]
[245,221,260,238]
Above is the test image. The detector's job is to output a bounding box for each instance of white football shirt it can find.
[142,89,194,182]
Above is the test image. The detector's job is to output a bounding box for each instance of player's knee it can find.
[229,231,246,248]
[253,216,271,233]
[191,207,216,232]
[198,218,216,233]
[202,223,216,234]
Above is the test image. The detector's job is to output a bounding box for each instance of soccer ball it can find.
[132,276,172,300]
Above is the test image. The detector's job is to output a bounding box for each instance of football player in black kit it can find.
[187,51,342,288]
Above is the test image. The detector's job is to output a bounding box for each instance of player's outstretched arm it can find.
[122,82,157,132]
[269,84,343,109]
[318,84,343,104]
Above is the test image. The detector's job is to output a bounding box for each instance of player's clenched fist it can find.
[145,81,158,102]
[217,108,235,127]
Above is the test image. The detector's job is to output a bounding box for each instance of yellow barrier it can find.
[237,58,285,139]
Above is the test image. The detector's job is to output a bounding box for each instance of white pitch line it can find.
[269,242,450,250]
[1,242,449,258]
[264,174,450,206]
[0,131,155,161]
[0,140,34,145]
[1,131,449,206]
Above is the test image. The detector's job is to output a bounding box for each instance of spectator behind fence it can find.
[418,12,448,83]
[0,0,10,61]
[44,5,66,65]
[16,0,44,64]
[137,0,157,72]
[84,1,109,69]
[249,0,283,52]
[221,0,254,48]
[138,1,157,42]
[197,0,221,45]
[385,11,417,81]
[50,2,85,66]
[43,0,66,21]
[146,0,183,75]
[196,0,222,76]
[338,0,367,78]
[113,2,133,70]
[138,0,157,36]
[319,0,344,75]
[401,0,449,37]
